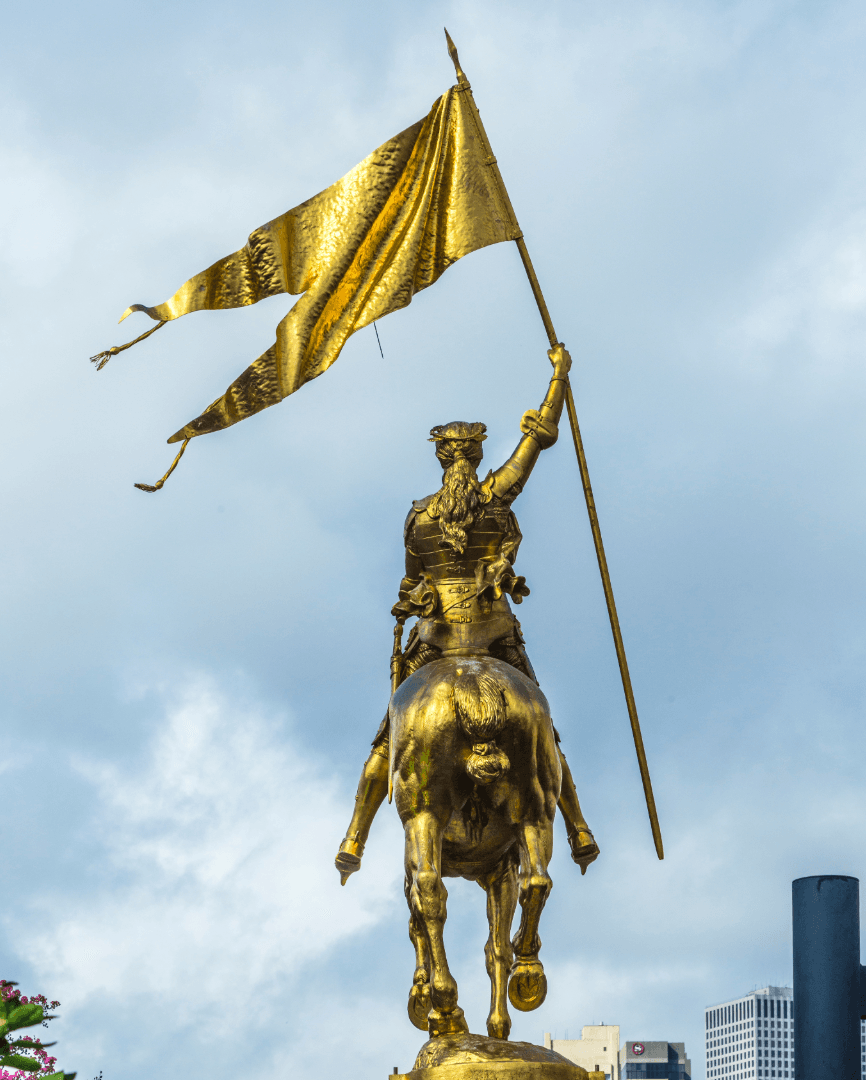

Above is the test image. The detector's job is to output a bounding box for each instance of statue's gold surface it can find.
[93,86,514,447]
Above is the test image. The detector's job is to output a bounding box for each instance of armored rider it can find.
[335,344,599,882]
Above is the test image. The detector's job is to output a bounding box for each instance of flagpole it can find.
[445,30,663,861]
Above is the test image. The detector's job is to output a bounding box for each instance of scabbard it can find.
[390,621,405,695]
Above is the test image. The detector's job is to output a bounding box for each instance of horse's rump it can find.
[389,655,561,831]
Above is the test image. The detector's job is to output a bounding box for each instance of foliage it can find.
[0,982,75,1080]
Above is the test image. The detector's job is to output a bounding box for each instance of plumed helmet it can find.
[428,421,487,443]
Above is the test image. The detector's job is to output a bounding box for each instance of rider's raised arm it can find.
[488,344,572,501]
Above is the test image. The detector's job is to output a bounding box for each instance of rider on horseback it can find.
[335,344,599,883]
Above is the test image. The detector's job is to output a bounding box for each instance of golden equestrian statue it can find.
[326,38,663,1078]
[336,342,599,1046]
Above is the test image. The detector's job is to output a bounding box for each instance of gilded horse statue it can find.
[392,655,561,1040]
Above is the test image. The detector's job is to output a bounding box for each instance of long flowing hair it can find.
[427,435,491,555]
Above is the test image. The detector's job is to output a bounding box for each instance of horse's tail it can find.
[452,670,510,785]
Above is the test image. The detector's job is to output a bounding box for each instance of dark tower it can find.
[792,875,864,1080]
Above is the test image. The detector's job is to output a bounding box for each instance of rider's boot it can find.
[335,742,389,885]
[556,746,600,875]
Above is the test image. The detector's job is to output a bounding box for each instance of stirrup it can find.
[567,825,600,874]
[335,836,365,886]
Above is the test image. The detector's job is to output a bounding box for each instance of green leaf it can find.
[0,1053,42,1071]
[7,1004,44,1031]
[9,1039,56,1048]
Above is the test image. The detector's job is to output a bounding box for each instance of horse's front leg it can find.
[405,874,432,1031]
[509,819,554,1012]
[480,853,519,1040]
[404,809,468,1038]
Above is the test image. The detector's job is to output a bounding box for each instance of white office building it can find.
[705,986,793,1080]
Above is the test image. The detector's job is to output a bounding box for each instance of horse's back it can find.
[391,655,550,728]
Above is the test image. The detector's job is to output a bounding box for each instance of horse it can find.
[388,653,562,1041]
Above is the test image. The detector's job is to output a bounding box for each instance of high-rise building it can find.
[545,1029,690,1080]
[705,986,793,1080]
[545,1026,621,1079]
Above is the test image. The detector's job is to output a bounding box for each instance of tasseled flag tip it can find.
[90,348,118,371]
[134,438,190,493]
[89,319,167,371]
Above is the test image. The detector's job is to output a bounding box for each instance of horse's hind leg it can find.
[404,810,468,1038]
[509,820,554,1013]
[405,875,432,1031]
[480,853,519,1040]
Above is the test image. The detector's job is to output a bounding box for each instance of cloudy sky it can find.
[2,1,865,1078]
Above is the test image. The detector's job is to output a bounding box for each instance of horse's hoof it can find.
[486,1014,511,1040]
[408,980,431,1031]
[508,961,547,1012]
[428,1006,469,1038]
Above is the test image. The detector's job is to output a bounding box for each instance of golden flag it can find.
[94,86,517,452]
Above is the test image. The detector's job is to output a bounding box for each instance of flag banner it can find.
[97,86,517,445]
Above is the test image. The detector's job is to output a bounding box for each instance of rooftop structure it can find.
[545,1029,690,1080]
[545,1026,621,1080]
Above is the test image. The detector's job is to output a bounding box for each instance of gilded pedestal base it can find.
[395,1034,602,1080]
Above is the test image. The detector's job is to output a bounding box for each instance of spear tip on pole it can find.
[443,27,470,89]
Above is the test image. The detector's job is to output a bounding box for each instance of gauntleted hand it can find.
[520,410,558,448]
[547,342,572,377]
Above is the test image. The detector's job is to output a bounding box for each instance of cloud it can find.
[733,201,866,386]
[19,678,403,1033]
[0,106,80,286]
